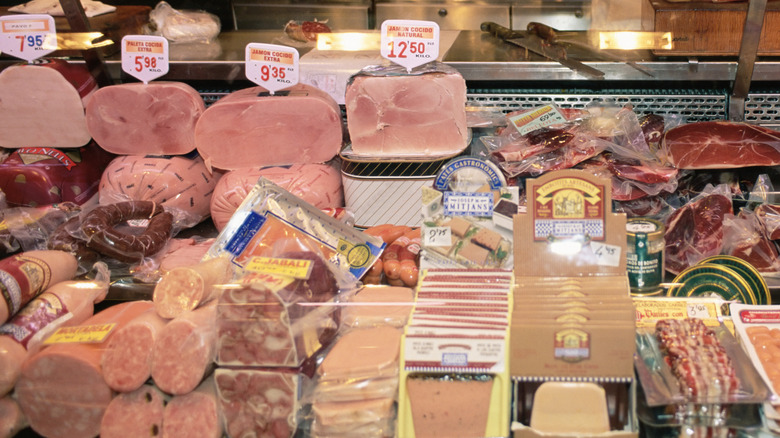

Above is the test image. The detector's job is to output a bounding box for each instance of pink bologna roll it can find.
[209,163,344,231]
[162,375,223,438]
[99,154,220,227]
[86,82,205,156]
[99,384,166,438]
[194,83,343,171]
[0,59,96,148]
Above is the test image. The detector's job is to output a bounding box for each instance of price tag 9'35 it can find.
[121,35,168,83]
[380,19,439,72]
[245,43,299,94]
[0,14,56,62]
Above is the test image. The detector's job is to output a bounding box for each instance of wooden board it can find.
[649,0,780,56]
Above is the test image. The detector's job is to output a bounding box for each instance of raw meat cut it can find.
[86,82,205,155]
[162,375,223,438]
[151,302,217,395]
[664,189,733,274]
[15,300,153,438]
[215,368,298,438]
[345,62,468,157]
[209,163,344,231]
[194,83,343,170]
[99,154,220,227]
[0,59,96,148]
[99,384,166,438]
[663,121,780,169]
[0,142,115,207]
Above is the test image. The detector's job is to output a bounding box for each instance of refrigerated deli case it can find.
[3,0,780,437]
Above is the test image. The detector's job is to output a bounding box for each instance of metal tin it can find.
[626,218,665,295]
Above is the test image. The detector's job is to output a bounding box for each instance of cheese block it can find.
[529,382,610,434]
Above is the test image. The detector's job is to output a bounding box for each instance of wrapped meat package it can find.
[345,62,468,158]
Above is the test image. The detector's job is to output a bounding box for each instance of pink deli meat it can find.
[86,82,205,156]
[209,163,344,231]
[345,63,468,157]
[15,300,153,438]
[0,59,96,148]
[99,154,220,226]
[99,384,166,438]
[663,121,780,169]
[194,84,343,170]
[163,376,223,438]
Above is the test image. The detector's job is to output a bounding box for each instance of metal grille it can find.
[199,91,230,107]
[745,94,780,127]
[467,92,728,121]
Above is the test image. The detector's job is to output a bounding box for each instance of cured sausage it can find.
[0,396,27,438]
[151,302,217,395]
[0,263,110,395]
[162,375,223,438]
[153,256,232,319]
[0,249,79,324]
[81,201,174,262]
[101,308,169,393]
[100,384,166,438]
[15,300,154,438]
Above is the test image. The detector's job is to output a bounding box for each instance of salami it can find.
[162,375,223,438]
[99,384,166,438]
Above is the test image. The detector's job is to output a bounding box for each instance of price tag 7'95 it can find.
[121,35,169,83]
[0,14,57,62]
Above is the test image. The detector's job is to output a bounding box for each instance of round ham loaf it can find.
[210,163,344,231]
[86,82,205,156]
[99,154,220,227]
[194,83,343,170]
[0,59,96,148]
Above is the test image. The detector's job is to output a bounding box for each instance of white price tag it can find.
[590,242,621,267]
[245,43,299,94]
[423,226,452,247]
[508,105,567,135]
[0,14,56,62]
[380,19,439,72]
[121,35,168,83]
[687,302,712,319]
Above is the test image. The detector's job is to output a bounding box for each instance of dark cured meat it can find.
[215,369,296,438]
[755,204,780,240]
[639,113,665,150]
[664,192,733,274]
[725,210,780,272]
[663,121,780,169]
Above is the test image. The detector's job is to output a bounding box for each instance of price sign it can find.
[590,242,621,267]
[423,226,452,247]
[121,35,168,83]
[380,19,439,72]
[508,104,567,135]
[245,43,299,94]
[0,14,56,62]
[687,303,713,319]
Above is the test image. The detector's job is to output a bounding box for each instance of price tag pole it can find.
[0,14,57,62]
[380,19,440,72]
[245,43,299,94]
[121,35,169,84]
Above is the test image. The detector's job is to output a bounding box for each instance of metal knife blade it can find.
[506,36,605,80]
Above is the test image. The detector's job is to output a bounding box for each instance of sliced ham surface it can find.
[86,82,205,155]
[194,84,343,170]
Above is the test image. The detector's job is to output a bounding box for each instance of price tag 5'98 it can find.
[121,35,169,83]
[245,43,299,94]
[0,14,57,62]
[380,19,440,72]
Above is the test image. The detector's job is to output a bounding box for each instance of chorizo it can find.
[81,201,174,263]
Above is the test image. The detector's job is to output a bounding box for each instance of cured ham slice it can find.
[86,82,205,156]
[194,84,343,170]
[345,63,468,157]
[663,121,780,169]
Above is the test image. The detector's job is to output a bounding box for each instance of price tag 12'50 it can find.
[121,35,169,83]
[380,19,439,72]
[0,14,56,62]
[245,43,299,94]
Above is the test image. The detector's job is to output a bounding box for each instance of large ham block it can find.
[663,121,780,169]
[99,154,220,226]
[209,163,344,231]
[194,83,343,170]
[0,141,114,207]
[0,59,96,148]
[345,62,468,157]
[86,82,205,156]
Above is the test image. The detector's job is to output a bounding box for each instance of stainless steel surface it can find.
[729,0,768,122]
[745,94,780,127]
[232,4,371,30]
[376,3,510,30]
[512,0,591,31]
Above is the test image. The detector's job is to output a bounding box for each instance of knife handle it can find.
[480,22,520,40]
[527,22,558,42]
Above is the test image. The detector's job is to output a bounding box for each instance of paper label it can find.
[380,19,439,72]
[508,105,567,135]
[423,226,452,247]
[0,14,56,62]
[590,242,621,267]
[634,297,722,328]
[121,35,168,83]
[245,256,312,280]
[443,192,494,217]
[0,291,69,348]
[44,323,116,344]
[403,332,506,373]
[239,271,295,293]
[245,43,299,93]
